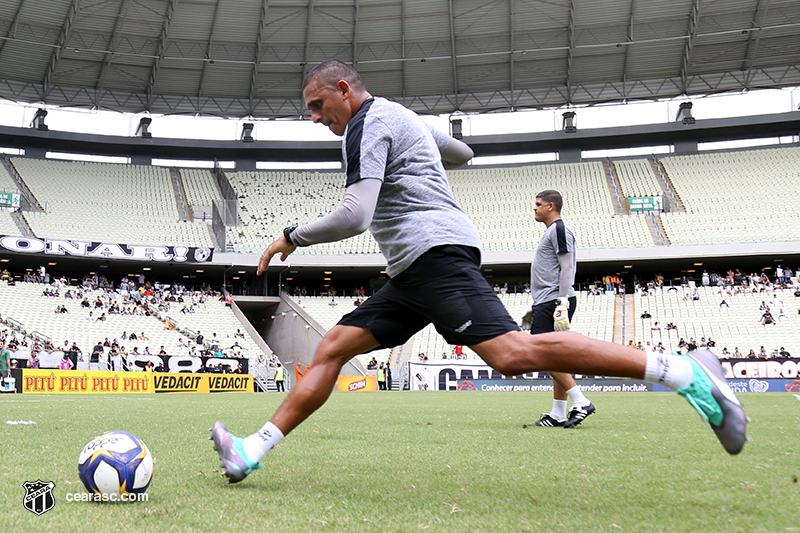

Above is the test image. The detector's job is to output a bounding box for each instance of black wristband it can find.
[283,224,299,246]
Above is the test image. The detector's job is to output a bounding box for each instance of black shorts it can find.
[337,245,520,348]
[530,296,577,335]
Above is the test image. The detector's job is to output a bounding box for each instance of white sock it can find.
[242,421,284,463]
[550,399,568,421]
[644,352,694,390]
[566,385,590,408]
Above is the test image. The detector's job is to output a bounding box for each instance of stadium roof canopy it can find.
[0,0,799,119]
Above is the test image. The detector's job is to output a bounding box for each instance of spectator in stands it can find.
[758,346,768,358]
[86,311,95,321]
[97,313,107,322]
[666,323,677,331]
[235,329,245,339]
[158,346,167,355]
[702,270,710,286]
[686,338,697,351]
[140,332,149,341]
[328,299,337,307]
[721,348,730,356]
[761,310,775,325]
[60,353,73,370]
[720,300,729,308]
[692,289,700,301]
[195,331,204,346]
[779,347,791,358]
[641,311,651,319]
[778,308,788,319]
[144,361,155,373]
[367,357,377,370]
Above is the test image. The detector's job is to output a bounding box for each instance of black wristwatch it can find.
[283,224,299,246]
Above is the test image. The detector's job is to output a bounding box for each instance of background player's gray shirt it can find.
[346,97,481,277]
[530,219,577,305]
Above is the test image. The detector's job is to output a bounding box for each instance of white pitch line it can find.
[794,394,800,402]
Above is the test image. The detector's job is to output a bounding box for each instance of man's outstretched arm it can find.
[257,178,381,274]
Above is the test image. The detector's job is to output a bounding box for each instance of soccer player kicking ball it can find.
[211,60,747,484]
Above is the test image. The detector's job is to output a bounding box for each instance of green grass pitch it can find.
[2,391,798,532]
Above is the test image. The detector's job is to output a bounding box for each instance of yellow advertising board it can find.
[337,375,377,392]
[20,369,252,394]
[21,369,152,394]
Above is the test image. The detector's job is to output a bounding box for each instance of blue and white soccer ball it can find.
[78,431,153,499]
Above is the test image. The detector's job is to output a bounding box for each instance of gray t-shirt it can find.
[530,219,577,305]
[344,97,481,277]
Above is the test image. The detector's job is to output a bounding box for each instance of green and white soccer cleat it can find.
[210,421,262,483]
[677,350,748,455]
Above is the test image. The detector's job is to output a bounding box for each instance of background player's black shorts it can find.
[337,245,520,349]
[530,296,577,335]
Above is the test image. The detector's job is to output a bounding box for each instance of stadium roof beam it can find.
[508,0,515,101]
[248,0,270,116]
[145,0,179,112]
[197,0,223,103]
[400,0,406,98]
[743,0,771,89]
[300,0,317,91]
[448,0,459,109]
[95,0,132,104]
[565,0,575,104]
[680,0,702,95]
[0,0,27,59]
[352,0,359,67]
[620,0,636,100]
[41,0,82,102]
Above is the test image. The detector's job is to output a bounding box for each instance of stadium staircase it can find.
[648,156,684,212]
[1,156,43,212]
[602,161,628,215]
[10,211,34,237]
[169,169,192,221]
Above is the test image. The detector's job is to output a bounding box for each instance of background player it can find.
[523,190,595,428]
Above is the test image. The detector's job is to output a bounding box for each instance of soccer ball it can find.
[78,431,153,499]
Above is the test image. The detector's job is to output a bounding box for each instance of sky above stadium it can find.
[1,86,798,167]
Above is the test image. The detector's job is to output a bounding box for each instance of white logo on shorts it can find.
[455,320,472,333]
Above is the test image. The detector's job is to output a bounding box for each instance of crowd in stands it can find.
[635,263,799,358]
[0,270,261,366]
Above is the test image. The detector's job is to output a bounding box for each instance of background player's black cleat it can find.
[523,413,565,428]
[563,402,596,428]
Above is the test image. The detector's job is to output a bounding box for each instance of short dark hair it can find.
[536,190,563,212]
[302,59,365,92]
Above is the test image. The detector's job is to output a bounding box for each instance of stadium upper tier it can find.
[9,158,214,247]
[228,161,653,254]
[658,146,800,245]
[3,144,799,251]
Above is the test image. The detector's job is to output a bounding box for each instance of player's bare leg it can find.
[472,330,746,453]
[211,325,379,483]
[472,330,646,379]
[270,325,380,435]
